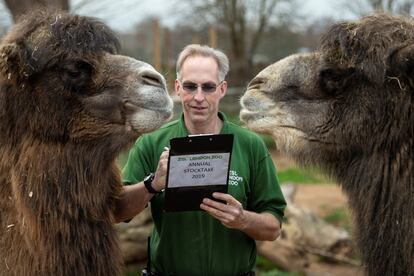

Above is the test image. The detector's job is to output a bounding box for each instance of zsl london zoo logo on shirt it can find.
[229,170,243,186]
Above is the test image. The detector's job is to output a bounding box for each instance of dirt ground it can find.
[292,185,364,276]
[294,184,349,218]
[270,150,365,276]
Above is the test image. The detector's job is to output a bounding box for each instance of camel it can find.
[240,13,413,276]
[0,10,173,275]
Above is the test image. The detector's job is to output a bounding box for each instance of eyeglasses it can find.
[181,81,222,93]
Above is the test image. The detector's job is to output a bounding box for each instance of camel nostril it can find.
[248,77,266,90]
[140,70,165,88]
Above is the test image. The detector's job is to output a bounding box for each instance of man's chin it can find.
[190,113,207,121]
[186,112,208,123]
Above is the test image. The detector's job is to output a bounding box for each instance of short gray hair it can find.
[176,44,230,82]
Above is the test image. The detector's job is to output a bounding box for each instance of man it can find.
[114,44,286,275]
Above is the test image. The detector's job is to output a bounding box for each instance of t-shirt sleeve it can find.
[122,136,153,185]
[247,140,286,224]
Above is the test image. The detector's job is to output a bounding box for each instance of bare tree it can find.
[4,0,69,21]
[342,0,414,16]
[180,0,295,86]
[395,0,414,13]
[1,0,145,28]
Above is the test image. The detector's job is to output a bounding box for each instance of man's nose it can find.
[193,88,205,101]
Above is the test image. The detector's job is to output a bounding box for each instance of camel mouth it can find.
[126,104,173,136]
[239,109,276,134]
[240,106,306,137]
[125,101,173,121]
[144,105,174,121]
[239,100,274,125]
[239,108,265,124]
[124,89,174,119]
[240,89,274,114]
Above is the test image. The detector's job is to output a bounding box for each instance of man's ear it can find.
[387,44,414,89]
[219,80,227,99]
[175,79,181,96]
[0,42,31,85]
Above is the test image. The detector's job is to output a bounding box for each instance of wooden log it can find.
[257,184,359,272]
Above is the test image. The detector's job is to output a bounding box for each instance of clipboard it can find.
[164,134,234,212]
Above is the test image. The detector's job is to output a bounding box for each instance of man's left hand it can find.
[200,192,247,230]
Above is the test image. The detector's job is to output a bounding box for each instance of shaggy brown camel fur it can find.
[240,13,413,276]
[0,10,173,275]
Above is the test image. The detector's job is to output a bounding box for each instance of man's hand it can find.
[200,192,281,241]
[200,192,247,229]
[152,147,169,192]
[113,147,170,223]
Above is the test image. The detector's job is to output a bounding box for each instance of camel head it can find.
[241,13,414,170]
[0,10,173,152]
[240,13,414,276]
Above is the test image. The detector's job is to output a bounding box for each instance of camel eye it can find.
[61,60,93,90]
[66,69,81,78]
[320,68,341,81]
[318,67,354,95]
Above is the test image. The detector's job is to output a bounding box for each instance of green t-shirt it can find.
[123,112,286,276]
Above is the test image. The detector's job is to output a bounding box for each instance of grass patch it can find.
[323,207,352,231]
[277,167,328,184]
[258,269,303,276]
[256,256,302,276]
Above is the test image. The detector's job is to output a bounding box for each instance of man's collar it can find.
[179,112,227,135]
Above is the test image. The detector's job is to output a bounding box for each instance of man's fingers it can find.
[158,149,170,169]
[200,203,239,228]
[202,198,229,212]
[200,203,232,221]
[202,198,243,219]
[212,192,242,207]
[153,147,170,191]
[160,150,169,160]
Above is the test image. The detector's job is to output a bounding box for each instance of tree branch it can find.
[249,0,279,59]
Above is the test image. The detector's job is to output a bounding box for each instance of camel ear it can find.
[318,66,355,95]
[0,42,33,84]
[388,44,414,88]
